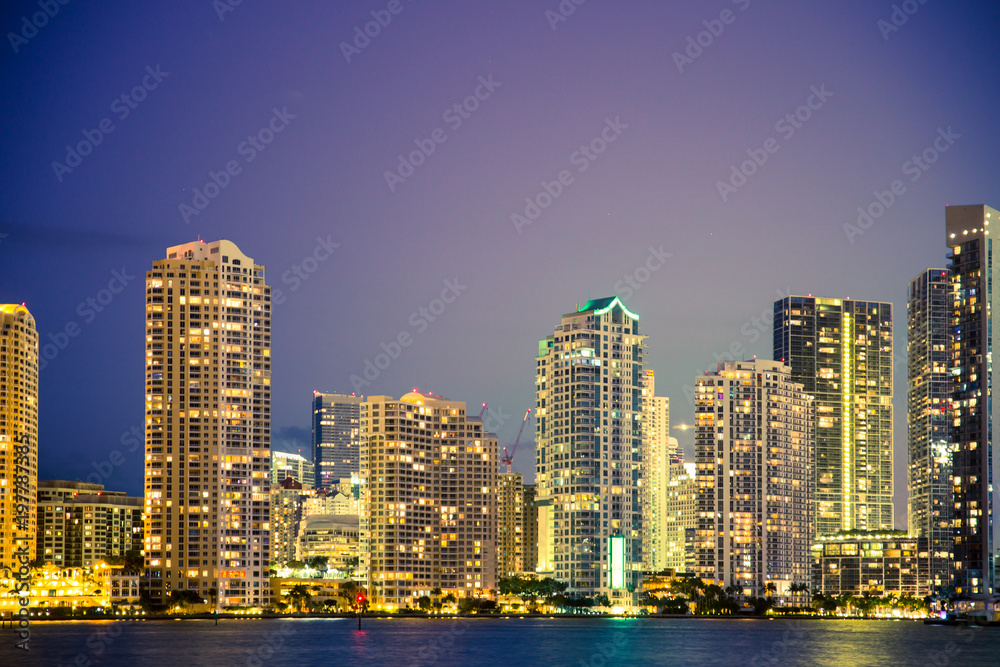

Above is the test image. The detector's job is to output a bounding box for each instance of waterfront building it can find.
[906,268,954,591]
[498,473,525,577]
[143,239,271,608]
[360,391,498,608]
[0,304,38,574]
[535,297,645,604]
[694,360,814,598]
[774,295,893,535]
[36,481,143,568]
[811,533,932,598]
[641,370,670,571]
[312,392,363,491]
[295,513,359,573]
[946,204,1000,595]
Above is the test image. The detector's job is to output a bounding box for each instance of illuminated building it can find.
[270,477,313,567]
[906,268,953,591]
[812,533,931,598]
[497,473,525,576]
[360,391,498,608]
[694,360,813,598]
[946,204,1000,595]
[143,239,271,608]
[640,369,670,571]
[664,462,697,573]
[522,484,538,573]
[295,514,359,573]
[36,481,143,568]
[271,450,315,488]
[312,392,363,491]
[774,295,894,535]
[535,297,644,603]
[0,304,38,574]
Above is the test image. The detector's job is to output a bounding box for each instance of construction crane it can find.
[501,409,531,474]
[479,402,488,418]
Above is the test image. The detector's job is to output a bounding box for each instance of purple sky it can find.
[3,0,999,527]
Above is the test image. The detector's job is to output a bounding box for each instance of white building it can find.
[641,370,670,571]
[694,360,813,599]
[535,297,644,604]
[271,450,315,488]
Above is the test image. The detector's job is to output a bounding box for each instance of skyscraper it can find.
[0,304,38,574]
[641,369,670,571]
[535,296,644,603]
[271,450,316,488]
[906,268,953,590]
[497,472,525,577]
[360,391,498,607]
[312,392,363,491]
[143,240,271,608]
[774,295,893,535]
[664,462,698,573]
[946,204,1000,595]
[694,360,814,597]
[522,484,538,574]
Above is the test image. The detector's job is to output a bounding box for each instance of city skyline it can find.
[3,1,1000,532]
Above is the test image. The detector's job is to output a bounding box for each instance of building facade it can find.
[946,204,1000,595]
[0,304,38,574]
[498,473,525,577]
[906,268,953,591]
[295,514,359,572]
[812,533,932,598]
[694,360,814,597]
[640,370,670,571]
[37,481,143,568]
[664,462,698,573]
[360,391,498,608]
[271,450,315,488]
[774,295,893,535]
[522,484,538,574]
[143,239,271,608]
[312,392,363,491]
[270,477,313,567]
[535,297,644,603]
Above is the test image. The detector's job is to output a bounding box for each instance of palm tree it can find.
[764,582,777,597]
[286,584,312,612]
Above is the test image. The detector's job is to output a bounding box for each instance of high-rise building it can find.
[270,477,313,567]
[271,450,315,488]
[664,462,698,573]
[812,533,932,598]
[143,240,271,608]
[312,392,363,491]
[535,296,644,603]
[522,484,538,574]
[36,481,143,568]
[0,304,38,574]
[694,360,814,597]
[774,295,893,535]
[497,473,525,577]
[641,370,670,571]
[906,268,953,590]
[360,391,498,608]
[946,204,1000,595]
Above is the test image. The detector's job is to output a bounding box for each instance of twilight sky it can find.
[2,0,999,527]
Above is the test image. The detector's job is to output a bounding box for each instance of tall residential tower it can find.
[641,370,670,571]
[0,304,38,574]
[312,392,363,491]
[774,295,893,535]
[143,240,271,607]
[535,297,644,604]
[946,204,1000,595]
[906,268,953,590]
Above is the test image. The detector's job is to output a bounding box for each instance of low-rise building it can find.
[296,514,359,574]
[811,533,932,597]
